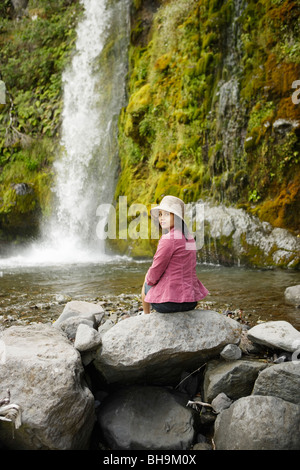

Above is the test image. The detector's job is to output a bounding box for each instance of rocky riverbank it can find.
[0,291,300,450]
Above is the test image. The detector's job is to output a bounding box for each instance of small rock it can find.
[211,392,233,413]
[284,285,300,305]
[74,323,101,352]
[247,320,300,352]
[220,344,242,361]
[55,294,72,304]
[273,352,291,363]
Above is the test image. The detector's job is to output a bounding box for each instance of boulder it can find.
[53,300,104,340]
[94,310,242,385]
[97,385,195,450]
[0,324,95,450]
[214,395,300,450]
[284,285,300,305]
[247,320,300,352]
[203,359,268,402]
[252,361,300,404]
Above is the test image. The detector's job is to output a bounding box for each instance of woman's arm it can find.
[146,236,174,286]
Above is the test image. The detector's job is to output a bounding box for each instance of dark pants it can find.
[144,282,197,314]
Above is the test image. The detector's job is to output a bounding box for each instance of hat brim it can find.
[150,205,185,221]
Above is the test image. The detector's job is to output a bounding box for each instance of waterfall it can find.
[45,0,130,260]
[1,0,131,266]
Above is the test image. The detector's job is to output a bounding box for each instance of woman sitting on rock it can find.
[141,195,209,314]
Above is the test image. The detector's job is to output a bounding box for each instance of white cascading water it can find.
[2,0,131,266]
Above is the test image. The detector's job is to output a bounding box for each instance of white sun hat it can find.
[150,195,185,221]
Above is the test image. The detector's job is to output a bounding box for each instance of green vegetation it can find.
[114,0,300,257]
[0,0,82,239]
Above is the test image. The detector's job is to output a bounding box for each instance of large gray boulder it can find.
[0,324,95,450]
[247,320,300,352]
[97,385,195,450]
[94,310,242,385]
[214,395,300,450]
[252,361,300,404]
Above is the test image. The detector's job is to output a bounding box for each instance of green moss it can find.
[0,1,81,239]
[126,83,152,114]
[255,173,300,233]
[114,0,300,260]
[154,174,182,201]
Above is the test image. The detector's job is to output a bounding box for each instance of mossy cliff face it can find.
[0,0,82,240]
[114,0,300,263]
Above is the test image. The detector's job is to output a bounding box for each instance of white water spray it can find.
[1,0,131,266]
[47,0,130,256]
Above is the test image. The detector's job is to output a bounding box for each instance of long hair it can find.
[174,214,190,240]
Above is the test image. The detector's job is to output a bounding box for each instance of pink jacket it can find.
[144,228,209,304]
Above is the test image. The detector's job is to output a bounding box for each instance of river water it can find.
[0,255,299,330]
